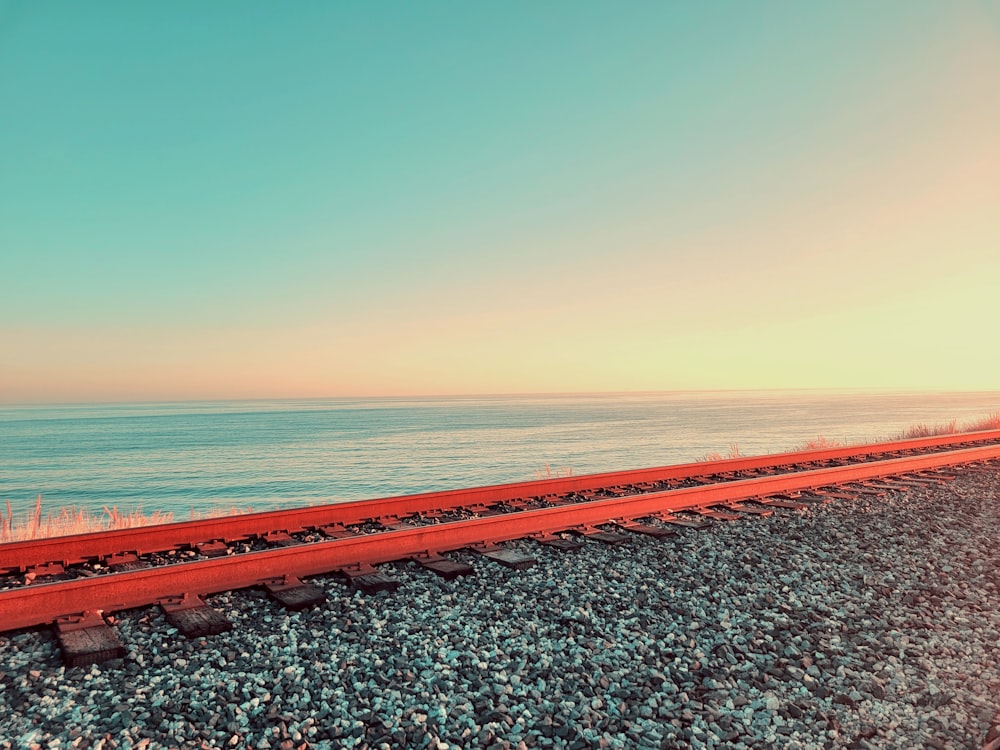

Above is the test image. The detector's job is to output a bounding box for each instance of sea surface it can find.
[1,390,998,520]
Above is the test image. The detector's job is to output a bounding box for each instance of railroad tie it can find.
[467,504,507,517]
[722,503,775,517]
[27,561,66,579]
[379,518,417,532]
[757,498,811,511]
[794,493,834,504]
[959,463,998,474]
[849,484,887,497]
[263,576,327,611]
[894,475,938,485]
[504,498,533,509]
[159,594,232,638]
[340,563,401,594]
[194,540,229,558]
[573,527,631,545]
[538,495,574,506]
[262,531,301,547]
[657,514,712,529]
[615,520,676,539]
[919,470,959,479]
[471,544,537,570]
[695,508,742,522]
[862,480,912,492]
[318,523,360,539]
[413,553,475,580]
[813,490,856,501]
[55,612,126,668]
[532,533,584,551]
[107,552,151,572]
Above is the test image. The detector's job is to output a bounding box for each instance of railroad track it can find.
[2,430,999,667]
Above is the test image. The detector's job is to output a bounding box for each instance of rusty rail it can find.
[1,441,998,633]
[3,428,999,575]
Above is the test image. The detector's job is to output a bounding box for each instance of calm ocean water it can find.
[1,391,998,519]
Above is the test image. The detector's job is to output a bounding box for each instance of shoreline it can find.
[2,466,998,749]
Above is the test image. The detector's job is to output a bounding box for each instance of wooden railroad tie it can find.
[573,527,631,545]
[471,544,537,570]
[413,553,475,580]
[695,508,742,522]
[262,531,301,547]
[194,540,229,558]
[263,576,327,611]
[339,563,401,594]
[616,520,676,539]
[658,514,712,529]
[55,612,126,668]
[159,594,232,638]
[721,503,775,517]
[532,534,584,551]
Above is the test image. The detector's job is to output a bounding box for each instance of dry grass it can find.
[0,495,174,543]
[535,463,573,480]
[897,412,1000,439]
[702,411,1000,459]
[0,496,254,543]
[700,443,743,462]
[792,412,1000,452]
[898,419,958,439]
[797,436,847,450]
[970,412,1000,431]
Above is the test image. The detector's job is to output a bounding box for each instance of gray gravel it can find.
[2,467,998,749]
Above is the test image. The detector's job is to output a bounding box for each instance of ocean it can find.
[1,390,998,520]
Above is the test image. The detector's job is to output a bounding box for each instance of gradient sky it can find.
[2,2,998,402]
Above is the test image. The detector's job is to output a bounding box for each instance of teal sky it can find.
[2,3,999,402]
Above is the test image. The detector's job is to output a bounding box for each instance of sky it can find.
[1,2,999,403]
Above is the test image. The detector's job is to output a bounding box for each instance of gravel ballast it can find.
[1,468,998,749]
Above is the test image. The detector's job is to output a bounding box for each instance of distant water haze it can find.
[1,391,998,519]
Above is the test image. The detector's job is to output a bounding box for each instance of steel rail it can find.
[2,442,998,633]
[3,429,999,575]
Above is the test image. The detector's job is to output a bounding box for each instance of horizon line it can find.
[3,386,999,410]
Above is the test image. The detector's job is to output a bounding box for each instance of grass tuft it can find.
[701,411,1000,460]
[535,463,573,480]
[798,436,846,450]
[700,443,743,462]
